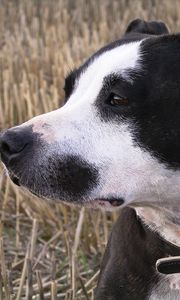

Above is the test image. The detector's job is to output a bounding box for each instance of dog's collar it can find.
[156,256,180,274]
[155,234,180,275]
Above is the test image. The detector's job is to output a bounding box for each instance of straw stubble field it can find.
[1,0,180,299]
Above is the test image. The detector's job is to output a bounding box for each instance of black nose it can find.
[0,126,33,164]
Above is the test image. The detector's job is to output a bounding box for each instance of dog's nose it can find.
[0,126,33,164]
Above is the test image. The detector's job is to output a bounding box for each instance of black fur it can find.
[133,35,180,168]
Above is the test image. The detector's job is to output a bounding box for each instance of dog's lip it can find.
[7,174,125,207]
[95,198,124,207]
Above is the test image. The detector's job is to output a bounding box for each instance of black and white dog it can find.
[0,19,180,299]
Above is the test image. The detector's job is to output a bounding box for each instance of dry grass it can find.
[1,0,180,299]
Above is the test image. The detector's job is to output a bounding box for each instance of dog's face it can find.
[1,20,180,210]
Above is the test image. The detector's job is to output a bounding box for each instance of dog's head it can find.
[1,19,180,210]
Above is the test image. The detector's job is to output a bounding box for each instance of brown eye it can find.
[109,94,129,106]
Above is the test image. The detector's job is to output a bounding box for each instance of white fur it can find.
[149,274,180,300]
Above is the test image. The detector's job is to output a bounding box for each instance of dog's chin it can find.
[9,174,124,210]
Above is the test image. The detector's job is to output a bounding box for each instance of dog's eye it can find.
[109,93,129,106]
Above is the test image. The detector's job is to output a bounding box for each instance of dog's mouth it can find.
[10,174,124,208]
[93,198,124,208]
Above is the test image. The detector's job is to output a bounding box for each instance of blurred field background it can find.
[1,0,180,299]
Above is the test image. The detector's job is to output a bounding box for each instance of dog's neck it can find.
[132,203,180,248]
[95,206,180,300]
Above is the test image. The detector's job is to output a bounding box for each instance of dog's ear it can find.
[125,19,169,36]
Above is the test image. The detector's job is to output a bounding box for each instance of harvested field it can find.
[1,0,180,299]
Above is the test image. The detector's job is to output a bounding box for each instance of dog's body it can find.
[0,19,180,299]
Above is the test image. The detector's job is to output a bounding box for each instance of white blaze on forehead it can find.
[29,41,142,134]
[66,41,142,106]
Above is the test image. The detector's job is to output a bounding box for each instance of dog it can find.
[0,19,180,299]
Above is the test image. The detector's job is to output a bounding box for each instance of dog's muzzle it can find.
[0,126,101,202]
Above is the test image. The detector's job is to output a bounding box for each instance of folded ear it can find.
[125,19,169,36]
